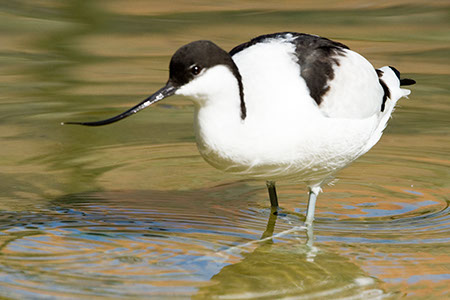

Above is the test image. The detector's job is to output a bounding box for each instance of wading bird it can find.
[64,32,415,225]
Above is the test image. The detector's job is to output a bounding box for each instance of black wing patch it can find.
[230,32,349,106]
[292,34,348,105]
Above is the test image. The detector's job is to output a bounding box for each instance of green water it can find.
[0,1,449,299]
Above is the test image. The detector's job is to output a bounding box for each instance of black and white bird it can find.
[64,32,415,225]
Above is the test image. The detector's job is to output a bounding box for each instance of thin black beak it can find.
[62,82,177,126]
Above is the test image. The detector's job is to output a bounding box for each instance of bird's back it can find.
[230,32,386,120]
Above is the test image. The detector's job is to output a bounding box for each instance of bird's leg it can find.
[305,186,321,226]
[306,223,314,247]
[266,181,279,211]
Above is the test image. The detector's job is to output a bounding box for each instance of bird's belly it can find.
[196,133,368,184]
[194,104,378,184]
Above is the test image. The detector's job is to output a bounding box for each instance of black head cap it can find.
[169,40,235,86]
[169,40,246,119]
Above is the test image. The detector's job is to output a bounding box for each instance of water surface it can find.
[0,1,449,299]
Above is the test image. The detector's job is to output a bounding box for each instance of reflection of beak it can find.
[62,82,177,126]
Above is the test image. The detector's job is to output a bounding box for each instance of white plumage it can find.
[66,32,415,226]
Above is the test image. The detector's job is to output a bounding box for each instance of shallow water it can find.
[0,1,449,299]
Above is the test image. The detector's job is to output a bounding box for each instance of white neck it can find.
[175,65,244,167]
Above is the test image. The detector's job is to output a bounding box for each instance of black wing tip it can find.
[400,78,416,86]
[387,66,416,86]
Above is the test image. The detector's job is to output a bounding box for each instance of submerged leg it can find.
[305,186,321,226]
[266,181,279,209]
[260,207,278,240]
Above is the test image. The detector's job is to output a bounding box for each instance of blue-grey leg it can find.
[266,181,279,209]
[305,186,321,226]
[306,222,314,248]
[305,223,318,261]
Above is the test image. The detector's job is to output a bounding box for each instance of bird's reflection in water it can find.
[29,187,391,299]
[194,208,387,299]
[217,209,317,261]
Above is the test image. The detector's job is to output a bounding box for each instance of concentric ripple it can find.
[0,188,382,299]
[0,189,255,298]
[0,139,448,299]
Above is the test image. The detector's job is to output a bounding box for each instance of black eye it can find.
[191,65,201,76]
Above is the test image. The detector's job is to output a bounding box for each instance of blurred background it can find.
[0,0,448,299]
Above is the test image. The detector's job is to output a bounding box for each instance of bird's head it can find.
[63,40,245,127]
